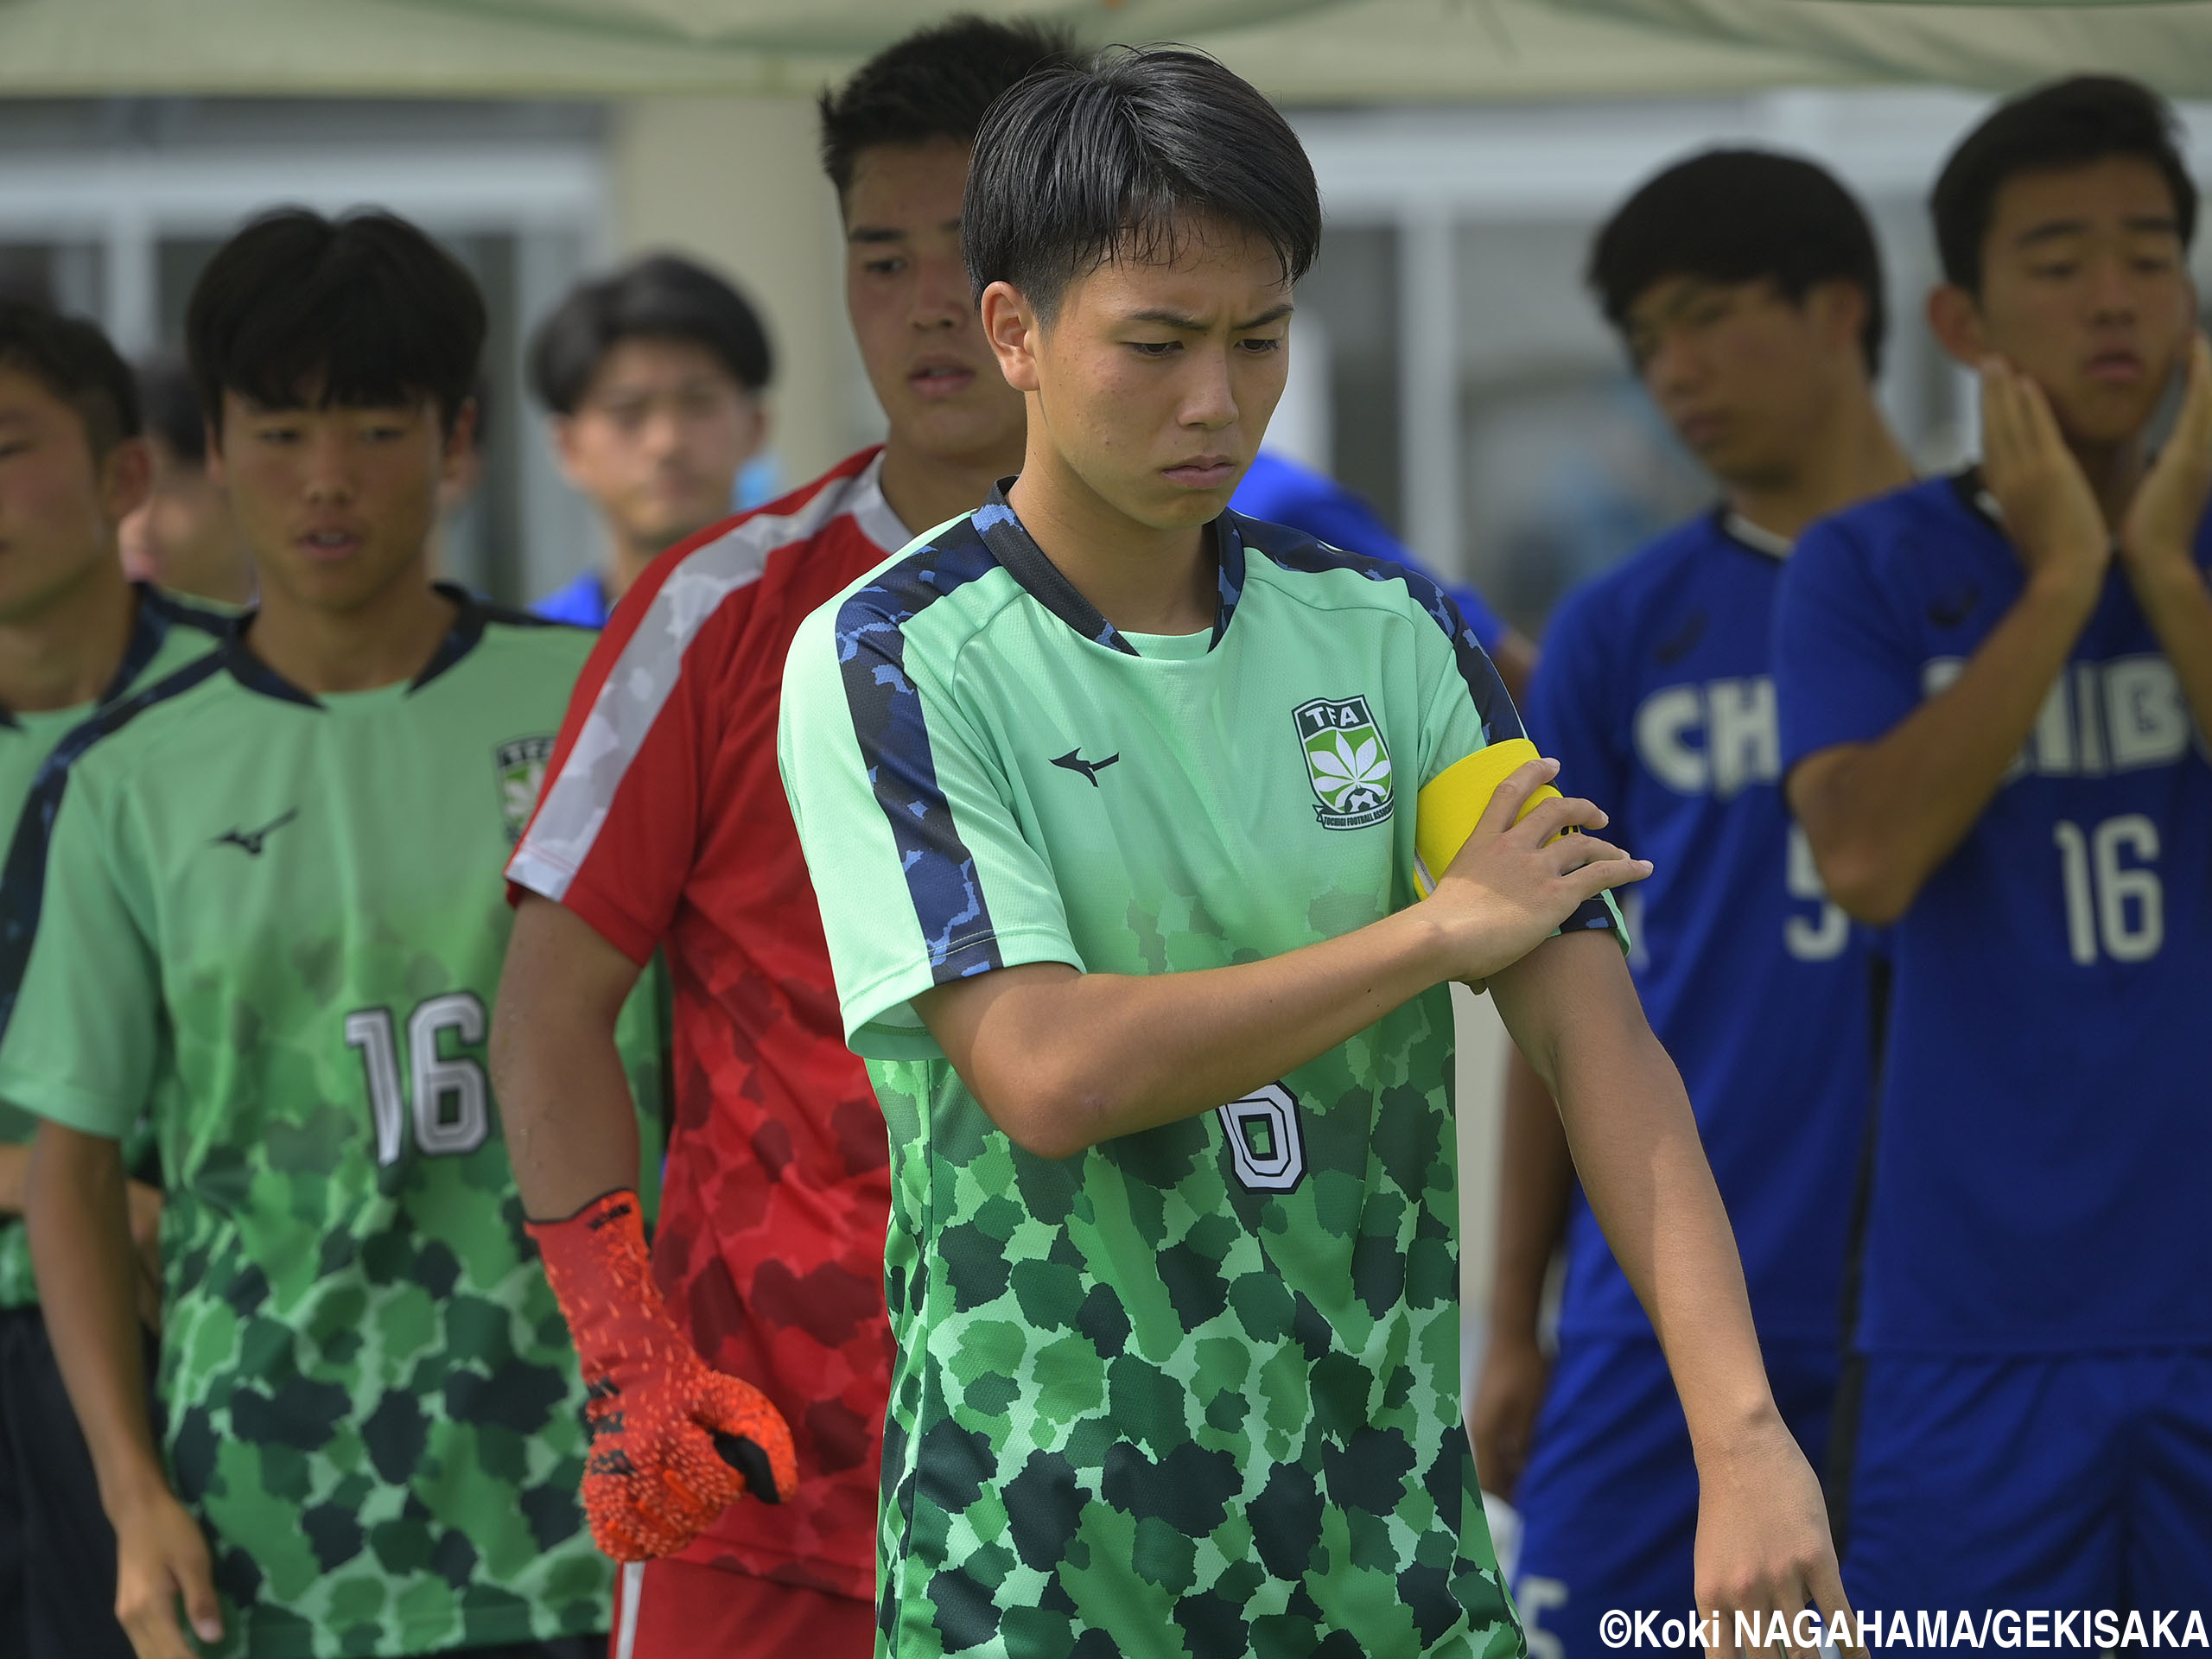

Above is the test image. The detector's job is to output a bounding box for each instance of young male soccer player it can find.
[779,49,1851,1655]
[529,256,773,626]
[119,353,255,607]
[1469,151,1913,1654]
[1777,76,2212,1610]
[0,301,231,1659]
[3,210,664,1659]
[491,20,1072,1657]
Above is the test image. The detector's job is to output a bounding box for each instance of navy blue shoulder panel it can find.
[0,585,229,730]
[830,515,1010,984]
[139,585,238,645]
[0,651,230,1042]
[1234,512,1522,743]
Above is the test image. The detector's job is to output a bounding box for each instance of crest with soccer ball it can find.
[1294,694,1394,830]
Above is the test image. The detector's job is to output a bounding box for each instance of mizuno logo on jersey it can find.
[1928,584,1980,627]
[1294,695,1394,830]
[496,735,556,842]
[211,808,298,857]
[1654,610,1707,665]
[1051,749,1120,787]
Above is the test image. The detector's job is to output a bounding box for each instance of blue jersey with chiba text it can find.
[1776,472,2212,1353]
[1531,512,1873,1345]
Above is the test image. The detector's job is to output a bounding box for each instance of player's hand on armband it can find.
[526,1190,798,1562]
[1414,739,1649,983]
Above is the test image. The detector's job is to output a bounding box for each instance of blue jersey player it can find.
[1779,77,2212,1610]
[1471,151,1916,1651]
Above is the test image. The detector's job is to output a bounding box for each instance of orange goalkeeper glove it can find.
[527,1189,797,1562]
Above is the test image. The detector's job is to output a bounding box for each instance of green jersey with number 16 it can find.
[0,588,664,1659]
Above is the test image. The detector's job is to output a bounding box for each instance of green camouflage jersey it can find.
[0,584,230,1308]
[0,588,664,1658]
[779,489,1621,1659]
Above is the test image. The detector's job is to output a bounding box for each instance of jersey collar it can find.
[847,449,909,557]
[0,582,203,731]
[1948,465,2006,531]
[223,582,490,709]
[972,480,1248,656]
[1712,506,1793,562]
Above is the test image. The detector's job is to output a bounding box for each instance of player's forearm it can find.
[490,896,645,1221]
[1492,936,1777,1462]
[918,905,1457,1160]
[1487,1046,1571,1346]
[0,1142,29,1216]
[1789,575,2096,924]
[2122,556,2212,743]
[24,1123,171,1514]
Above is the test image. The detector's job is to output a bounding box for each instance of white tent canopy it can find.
[9,0,2212,99]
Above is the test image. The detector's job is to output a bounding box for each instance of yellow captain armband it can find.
[1413,737,1571,897]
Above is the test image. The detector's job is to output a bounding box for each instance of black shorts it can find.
[0,1304,147,1659]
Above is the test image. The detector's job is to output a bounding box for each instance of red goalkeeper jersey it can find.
[509,448,906,1600]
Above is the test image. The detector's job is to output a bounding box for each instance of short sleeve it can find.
[1775,517,1923,775]
[778,594,1082,1060]
[1406,581,1624,946]
[0,766,158,1139]
[505,584,726,964]
[1402,582,1522,791]
[1526,582,1631,823]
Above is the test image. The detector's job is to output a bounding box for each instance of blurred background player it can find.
[780,46,1850,1654]
[491,19,1072,1658]
[1469,150,1911,1653]
[118,351,254,607]
[5,209,665,1659]
[0,300,230,1659]
[1230,447,1539,696]
[1779,76,2212,1611]
[529,254,772,626]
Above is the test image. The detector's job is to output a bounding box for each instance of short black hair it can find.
[528,254,772,416]
[1588,149,1888,375]
[137,351,205,466]
[963,48,1322,321]
[0,297,139,458]
[186,207,486,434]
[1932,76,2196,293]
[818,15,1077,199]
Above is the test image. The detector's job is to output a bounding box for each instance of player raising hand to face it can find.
[1779,77,2212,1612]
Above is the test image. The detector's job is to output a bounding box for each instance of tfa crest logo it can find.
[496,735,556,842]
[1294,695,1394,830]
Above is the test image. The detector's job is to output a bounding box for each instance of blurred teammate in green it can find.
[0,299,230,1659]
[4,211,662,1659]
[779,48,1851,1656]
